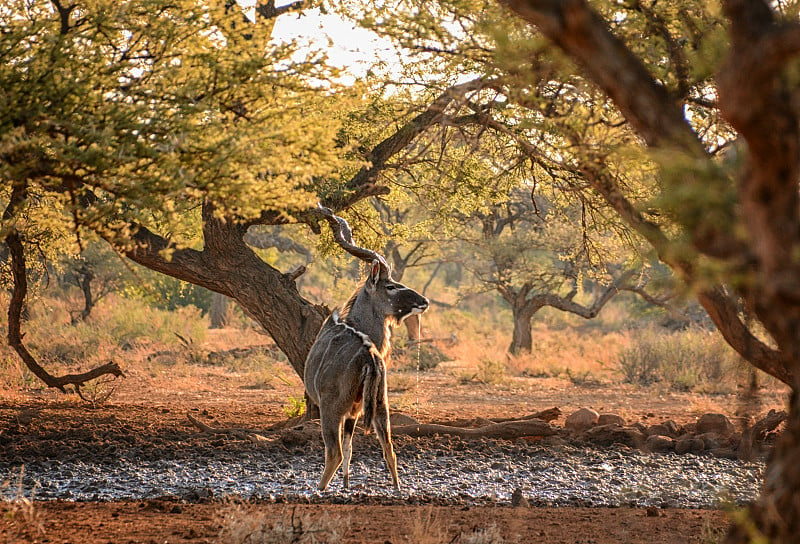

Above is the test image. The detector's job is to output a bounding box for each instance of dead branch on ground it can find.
[186,413,268,442]
[393,418,558,440]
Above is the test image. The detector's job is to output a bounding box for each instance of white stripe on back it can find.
[332,310,373,348]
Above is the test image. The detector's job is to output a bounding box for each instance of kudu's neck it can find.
[343,290,391,357]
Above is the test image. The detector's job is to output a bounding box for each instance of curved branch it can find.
[4,182,123,393]
[697,287,793,386]
[525,269,634,318]
[327,78,488,208]
[255,0,305,20]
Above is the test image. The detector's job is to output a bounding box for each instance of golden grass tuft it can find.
[216,504,350,544]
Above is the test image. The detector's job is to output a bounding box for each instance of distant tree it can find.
[450,188,642,353]
[59,243,127,323]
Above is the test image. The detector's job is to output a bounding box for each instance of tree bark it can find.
[209,292,231,329]
[509,305,534,354]
[123,206,327,379]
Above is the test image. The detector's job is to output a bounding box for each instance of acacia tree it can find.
[451,189,642,354]
[59,242,128,323]
[490,1,800,540]
[0,0,499,407]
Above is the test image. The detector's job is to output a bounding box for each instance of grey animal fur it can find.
[304,258,428,491]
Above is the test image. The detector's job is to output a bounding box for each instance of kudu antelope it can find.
[305,206,429,491]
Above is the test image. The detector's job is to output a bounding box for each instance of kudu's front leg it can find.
[373,405,400,490]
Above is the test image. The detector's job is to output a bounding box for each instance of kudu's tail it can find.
[361,350,387,436]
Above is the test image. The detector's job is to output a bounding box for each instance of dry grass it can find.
[1,467,45,540]
[216,504,350,544]
[406,506,448,544]
[0,287,788,418]
[458,524,506,544]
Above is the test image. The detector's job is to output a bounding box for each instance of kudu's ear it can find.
[368,260,381,288]
[367,259,390,289]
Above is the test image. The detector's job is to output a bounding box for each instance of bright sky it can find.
[237,0,395,83]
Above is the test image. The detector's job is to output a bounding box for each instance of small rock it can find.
[644,435,675,453]
[632,422,648,434]
[676,436,705,454]
[708,448,738,459]
[696,432,724,450]
[646,506,659,517]
[511,488,530,508]
[661,420,681,436]
[597,414,626,426]
[646,422,680,438]
[696,413,735,437]
[565,408,599,433]
[582,424,646,448]
[390,413,420,426]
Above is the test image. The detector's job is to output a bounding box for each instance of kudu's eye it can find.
[385,284,397,291]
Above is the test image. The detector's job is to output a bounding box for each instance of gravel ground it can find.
[2,436,764,508]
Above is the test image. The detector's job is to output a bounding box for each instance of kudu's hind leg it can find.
[341,416,358,488]
[318,415,343,491]
[372,405,399,490]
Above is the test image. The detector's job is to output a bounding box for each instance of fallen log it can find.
[393,418,557,440]
[490,407,562,424]
[186,413,267,442]
[429,408,562,428]
[187,411,560,443]
[738,409,787,460]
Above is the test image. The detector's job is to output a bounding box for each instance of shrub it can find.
[615,327,742,392]
[282,395,306,418]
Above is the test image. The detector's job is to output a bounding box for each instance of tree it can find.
[0,0,497,413]
[452,190,641,353]
[492,1,800,540]
[0,0,340,386]
[59,242,128,323]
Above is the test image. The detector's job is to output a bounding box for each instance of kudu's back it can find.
[304,259,428,491]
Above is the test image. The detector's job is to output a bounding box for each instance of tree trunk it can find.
[123,208,328,381]
[404,314,421,342]
[72,265,94,324]
[209,292,231,329]
[509,306,533,354]
[4,183,124,394]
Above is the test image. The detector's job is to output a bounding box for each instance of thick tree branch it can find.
[697,287,793,386]
[718,2,800,308]
[255,0,305,20]
[500,0,699,150]
[524,269,634,318]
[582,164,790,385]
[328,78,488,207]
